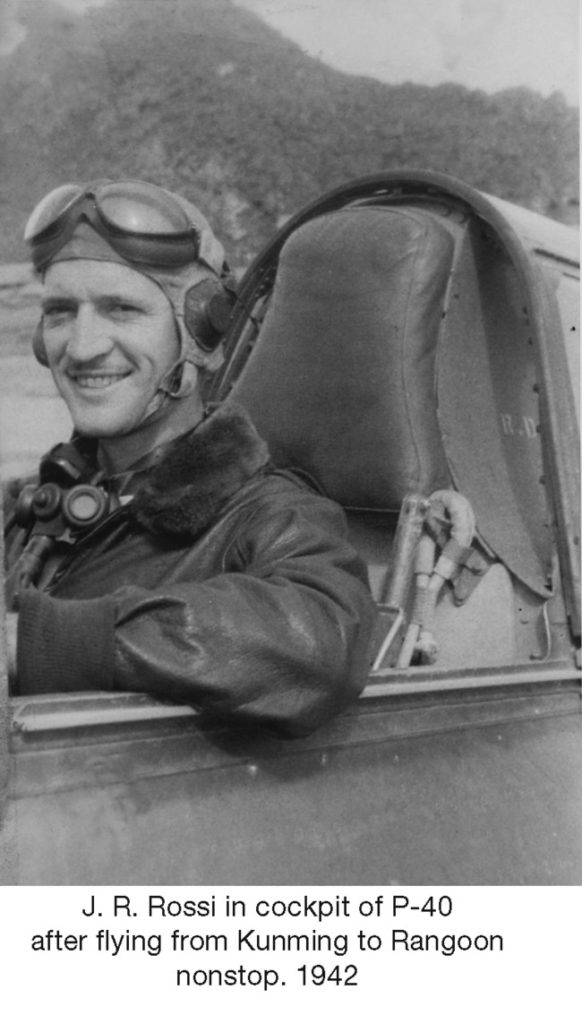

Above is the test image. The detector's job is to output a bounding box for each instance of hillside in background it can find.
[0,0,578,269]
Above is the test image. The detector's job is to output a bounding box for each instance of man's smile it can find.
[67,370,132,390]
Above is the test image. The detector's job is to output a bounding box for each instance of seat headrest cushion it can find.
[232,206,454,509]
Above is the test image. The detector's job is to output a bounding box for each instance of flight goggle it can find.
[25,180,216,272]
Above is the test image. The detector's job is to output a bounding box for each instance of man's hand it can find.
[4,612,18,681]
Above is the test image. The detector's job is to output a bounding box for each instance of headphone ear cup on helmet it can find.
[183,278,236,352]
[32,320,49,366]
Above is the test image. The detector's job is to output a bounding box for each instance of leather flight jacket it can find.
[5,403,376,735]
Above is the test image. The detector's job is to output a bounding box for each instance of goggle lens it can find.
[24,183,84,242]
[98,182,193,237]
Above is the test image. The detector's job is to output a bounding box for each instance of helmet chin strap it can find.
[150,310,201,408]
[133,357,198,428]
[137,304,201,425]
[96,358,203,475]
[159,358,199,399]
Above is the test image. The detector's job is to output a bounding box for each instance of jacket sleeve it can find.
[16,485,376,735]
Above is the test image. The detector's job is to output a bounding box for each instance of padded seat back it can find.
[231,206,454,510]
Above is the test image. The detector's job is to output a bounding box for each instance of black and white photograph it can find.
[0,0,579,898]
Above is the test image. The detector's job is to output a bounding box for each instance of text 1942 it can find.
[298,964,358,986]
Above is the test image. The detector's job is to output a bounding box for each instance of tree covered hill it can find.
[0,0,578,268]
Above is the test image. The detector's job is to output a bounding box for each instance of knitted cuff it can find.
[16,589,117,694]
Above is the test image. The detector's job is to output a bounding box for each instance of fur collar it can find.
[131,403,270,538]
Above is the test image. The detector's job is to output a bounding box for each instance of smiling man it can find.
[3,179,375,735]
[42,260,192,440]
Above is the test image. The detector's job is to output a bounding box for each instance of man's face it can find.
[41,260,181,438]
